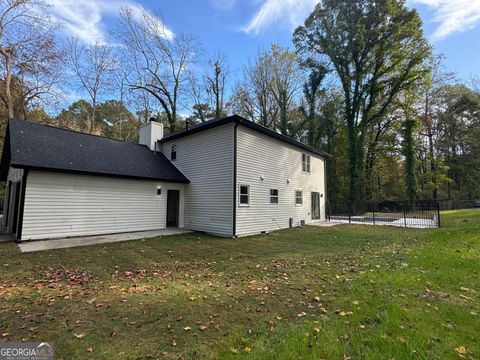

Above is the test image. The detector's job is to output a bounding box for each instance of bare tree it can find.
[117,6,199,133]
[232,51,278,128]
[0,0,63,121]
[187,71,212,122]
[66,37,116,134]
[267,44,302,135]
[205,52,228,119]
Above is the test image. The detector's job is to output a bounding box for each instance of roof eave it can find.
[9,164,191,184]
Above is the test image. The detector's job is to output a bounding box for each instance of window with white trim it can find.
[295,190,303,206]
[171,144,177,160]
[239,185,250,206]
[270,189,279,204]
[302,153,311,173]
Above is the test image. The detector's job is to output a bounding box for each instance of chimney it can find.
[139,118,164,151]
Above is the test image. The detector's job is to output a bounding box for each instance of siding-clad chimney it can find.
[139,118,164,151]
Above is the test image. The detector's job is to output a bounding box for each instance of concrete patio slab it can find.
[18,228,192,253]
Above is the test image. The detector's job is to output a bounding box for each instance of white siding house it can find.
[159,115,329,237]
[160,123,234,236]
[235,126,326,236]
[0,119,189,242]
[21,171,185,240]
[1,115,329,242]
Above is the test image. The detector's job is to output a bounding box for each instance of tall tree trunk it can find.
[347,114,357,204]
[427,130,437,200]
[356,129,367,203]
[307,103,315,147]
[0,49,14,119]
[215,62,221,119]
[279,90,288,135]
[403,118,417,202]
[90,101,96,134]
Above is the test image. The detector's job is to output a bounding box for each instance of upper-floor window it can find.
[302,153,311,173]
[239,184,250,206]
[270,189,279,204]
[295,190,303,206]
[171,144,177,160]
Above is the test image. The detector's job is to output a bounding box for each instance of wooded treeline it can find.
[1,0,479,205]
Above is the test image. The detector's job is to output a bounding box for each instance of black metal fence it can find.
[327,200,441,228]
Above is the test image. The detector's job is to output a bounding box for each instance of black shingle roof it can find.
[161,115,332,159]
[0,119,189,183]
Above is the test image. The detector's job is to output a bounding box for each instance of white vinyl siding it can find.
[236,126,326,236]
[161,123,234,236]
[21,171,185,241]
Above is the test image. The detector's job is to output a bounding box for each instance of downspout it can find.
[232,123,239,237]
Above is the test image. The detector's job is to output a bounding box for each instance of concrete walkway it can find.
[18,228,192,253]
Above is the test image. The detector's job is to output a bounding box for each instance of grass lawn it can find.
[0,210,479,359]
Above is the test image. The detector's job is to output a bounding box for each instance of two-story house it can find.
[0,115,329,242]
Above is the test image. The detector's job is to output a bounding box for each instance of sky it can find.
[46,0,480,98]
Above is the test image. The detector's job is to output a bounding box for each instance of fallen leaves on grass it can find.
[33,266,92,291]
[455,346,467,354]
[73,333,86,339]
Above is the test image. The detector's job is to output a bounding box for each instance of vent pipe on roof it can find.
[139,119,164,151]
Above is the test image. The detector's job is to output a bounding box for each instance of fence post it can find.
[403,202,407,228]
[436,201,441,228]
[348,202,352,224]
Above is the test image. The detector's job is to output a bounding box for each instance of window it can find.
[171,144,177,160]
[270,189,279,204]
[302,153,311,173]
[295,190,303,206]
[239,185,250,206]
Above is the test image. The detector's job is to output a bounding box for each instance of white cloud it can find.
[46,0,173,44]
[410,0,480,39]
[242,0,480,39]
[241,0,317,36]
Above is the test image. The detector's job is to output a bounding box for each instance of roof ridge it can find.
[9,118,147,148]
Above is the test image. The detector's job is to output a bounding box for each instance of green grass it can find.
[0,210,479,359]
